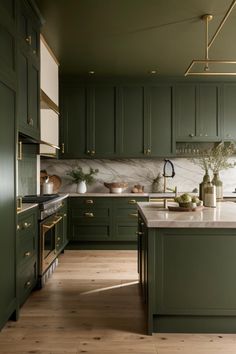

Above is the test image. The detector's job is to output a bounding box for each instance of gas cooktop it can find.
[22,194,60,203]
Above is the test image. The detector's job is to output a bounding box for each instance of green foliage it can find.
[66,166,99,185]
[190,142,236,173]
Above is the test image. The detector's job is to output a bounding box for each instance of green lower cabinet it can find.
[17,206,38,307]
[55,198,68,253]
[138,217,236,334]
[68,196,148,246]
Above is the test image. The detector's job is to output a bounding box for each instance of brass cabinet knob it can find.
[146,148,151,154]
[84,212,94,217]
[199,133,203,137]
[136,231,144,235]
[25,281,31,287]
[57,237,61,241]
[90,150,95,155]
[25,35,32,45]
[28,117,33,126]
[205,133,208,137]
[87,150,90,154]
[23,222,31,229]
[24,251,31,257]
[63,213,67,217]
[189,133,194,137]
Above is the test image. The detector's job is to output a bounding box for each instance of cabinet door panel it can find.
[117,87,145,156]
[60,86,86,158]
[0,24,15,73]
[223,84,236,140]
[0,0,15,19]
[28,62,40,138]
[92,87,116,156]
[0,80,15,328]
[197,85,220,139]
[147,86,173,156]
[175,84,196,141]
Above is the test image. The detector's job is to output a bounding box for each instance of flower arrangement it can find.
[190,142,236,173]
[66,166,99,184]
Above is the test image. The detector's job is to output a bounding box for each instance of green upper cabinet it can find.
[60,85,87,158]
[17,0,40,140]
[175,83,221,142]
[116,86,145,157]
[60,85,117,159]
[145,85,173,157]
[86,86,116,158]
[222,84,236,141]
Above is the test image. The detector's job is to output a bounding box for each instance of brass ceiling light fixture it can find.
[185,0,236,76]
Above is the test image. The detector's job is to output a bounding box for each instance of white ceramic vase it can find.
[77,181,87,194]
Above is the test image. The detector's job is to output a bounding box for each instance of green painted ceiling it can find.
[36,0,236,77]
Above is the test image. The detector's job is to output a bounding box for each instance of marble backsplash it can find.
[41,158,236,194]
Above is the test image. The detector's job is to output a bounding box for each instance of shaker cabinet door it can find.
[145,85,173,157]
[223,84,236,141]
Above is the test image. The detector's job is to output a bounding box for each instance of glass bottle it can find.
[211,171,223,199]
[199,170,210,201]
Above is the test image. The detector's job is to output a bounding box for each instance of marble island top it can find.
[137,201,236,228]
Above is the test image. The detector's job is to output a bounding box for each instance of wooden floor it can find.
[0,251,236,354]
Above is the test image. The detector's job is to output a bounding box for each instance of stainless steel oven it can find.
[39,214,63,275]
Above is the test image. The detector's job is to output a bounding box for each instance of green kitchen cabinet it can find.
[60,85,116,158]
[113,197,148,241]
[68,196,148,246]
[116,86,145,157]
[60,85,87,158]
[69,197,113,241]
[0,80,16,329]
[17,206,38,307]
[55,198,68,253]
[17,0,40,140]
[145,85,173,157]
[175,83,221,142]
[222,84,236,141]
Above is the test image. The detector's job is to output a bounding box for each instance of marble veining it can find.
[137,201,236,228]
[41,158,236,194]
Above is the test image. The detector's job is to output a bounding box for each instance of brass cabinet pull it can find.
[129,213,138,217]
[128,199,137,205]
[18,141,23,160]
[53,216,63,225]
[85,199,94,204]
[84,212,94,217]
[24,251,31,257]
[17,224,20,231]
[17,197,22,212]
[61,143,65,154]
[25,35,32,45]
[23,222,32,229]
[136,231,144,235]
[25,280,31,287]
[28,117,33,126]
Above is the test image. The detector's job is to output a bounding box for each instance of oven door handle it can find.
[42,216,63,230]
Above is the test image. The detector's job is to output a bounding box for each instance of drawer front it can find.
[114,224,138,241]
[18,260,37,306]
[18,234,36,267]
[17,208,37,236]
[114,197,148,219]
[70,197,112,208]
[71,223,111,241]
[71,207,110,219]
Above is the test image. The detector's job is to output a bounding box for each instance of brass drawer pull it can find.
[64,213,67,217]
[17,141,23,161]
[25,281,31,287]
[136,231,144,235]
[61,143,65,154]
[85,199,94,204]
[28,117,33,126]
[24,251,31,257]
[23,222,32,229]
[17,224,20,231]
[129,213,138,218]
[84,212,94,217]
[128,199,137,205]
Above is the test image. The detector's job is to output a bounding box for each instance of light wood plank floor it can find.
[0,250,236,354]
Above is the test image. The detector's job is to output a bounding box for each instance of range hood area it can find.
[39,35,60,157]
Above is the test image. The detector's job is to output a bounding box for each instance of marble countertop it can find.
[68,192,176,198]
[17,203,38,214]
[137,201,236,228]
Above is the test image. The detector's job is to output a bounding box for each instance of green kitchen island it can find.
[137,201,236,334]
